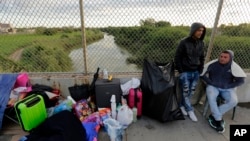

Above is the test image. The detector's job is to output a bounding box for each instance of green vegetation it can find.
[0,27,104,72]
[211,36,250,68]
[101,25,194,68]
[1,19,250,73]
[0,55,23,72]
[101,20,250,69]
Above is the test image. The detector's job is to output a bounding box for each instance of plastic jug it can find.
[111,95,116,119]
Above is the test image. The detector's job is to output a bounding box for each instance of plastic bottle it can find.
[103,69,108,79]
[110,95,117,119]
[132,107,137,122]
[67,95,76,104]
[116,103,122,112]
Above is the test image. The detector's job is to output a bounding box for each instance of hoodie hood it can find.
[225,50,234,60]
[189,22,206,40]
[201,50,246,78]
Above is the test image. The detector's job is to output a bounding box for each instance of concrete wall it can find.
[29,73,250,103]
[236,75,250,103]
[30,74,140,98]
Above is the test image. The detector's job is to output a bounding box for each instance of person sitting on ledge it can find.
[200,50,246,133]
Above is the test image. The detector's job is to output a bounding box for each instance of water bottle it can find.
[132,107,137,122]
[110,95,117,119]
[103,68,108,79]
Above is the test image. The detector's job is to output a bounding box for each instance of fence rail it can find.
[1,0,250,75]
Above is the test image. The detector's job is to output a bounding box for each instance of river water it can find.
[69,34,140,73]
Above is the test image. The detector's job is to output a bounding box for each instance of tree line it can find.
[101,19,250,70]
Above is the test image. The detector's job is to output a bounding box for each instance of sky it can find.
[0,0,250,28]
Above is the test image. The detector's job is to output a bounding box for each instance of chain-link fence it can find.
[1,0,250,74]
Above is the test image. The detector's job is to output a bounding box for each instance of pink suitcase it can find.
[128,88,142,117]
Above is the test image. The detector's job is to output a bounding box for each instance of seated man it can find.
[200,50,246,133]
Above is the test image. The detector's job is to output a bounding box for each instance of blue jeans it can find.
[206,85,237,121]
[179,71,199,112]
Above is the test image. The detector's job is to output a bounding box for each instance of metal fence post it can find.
[195,0,224,105]
[205,0,224,63]
[79,0,88,74]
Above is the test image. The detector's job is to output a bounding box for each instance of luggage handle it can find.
[15,94,37,114]
[26,97,41,107]
[134,88,140,106]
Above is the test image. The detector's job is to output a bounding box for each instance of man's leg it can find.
[178,79,188,116]
[189,71,200,103]
[219,88,238,116]
[186,71,199,121]
[206,85,225,133]
[206,85,220,120]
[180,72,199,121]
[179,72,193,111]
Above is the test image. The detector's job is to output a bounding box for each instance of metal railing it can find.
[1,0,250,75]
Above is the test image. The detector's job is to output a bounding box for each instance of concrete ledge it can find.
[29,72,250,103]
[236,75,250,103]
[30,75,141,98]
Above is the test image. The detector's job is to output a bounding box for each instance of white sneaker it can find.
[188,111,198,122]
[180,106,187,116]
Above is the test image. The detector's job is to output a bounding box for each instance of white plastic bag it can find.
[116,104,133,128]
[120,78,140,95]
[103,118,124,141]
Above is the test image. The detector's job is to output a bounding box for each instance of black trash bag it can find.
[141,58,175,95]
[68,83,90,102]
[141,58,184,122]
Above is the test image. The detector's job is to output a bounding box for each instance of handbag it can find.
[14,72,32,92]
[68,79,90,101]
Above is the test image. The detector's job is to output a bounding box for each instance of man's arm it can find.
[198,43,205,74]
[200,74,213,85]
[227,77,245,88]
[174,41,184,73]
[200,64,213,85]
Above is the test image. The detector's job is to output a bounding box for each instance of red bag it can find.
[128,88,142,117]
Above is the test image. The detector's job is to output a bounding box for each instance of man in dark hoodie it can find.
[174,22,206,122]
[200,50,246,133]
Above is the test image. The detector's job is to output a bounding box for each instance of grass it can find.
[0,29,103,72]
[0,32,83,56]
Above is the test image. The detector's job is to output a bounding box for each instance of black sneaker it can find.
[208,115,217,129]
[221,119,225,128]
[217,123,225,133]
[218,120,225,133]
[208,115,225,133]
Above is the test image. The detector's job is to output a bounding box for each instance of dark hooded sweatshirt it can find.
[174,22,206,73]
[200,50,245,89]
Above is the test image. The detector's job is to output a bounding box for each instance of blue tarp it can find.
[0,74,18,129]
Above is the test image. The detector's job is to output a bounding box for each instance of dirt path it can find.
[8,48,24,61]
